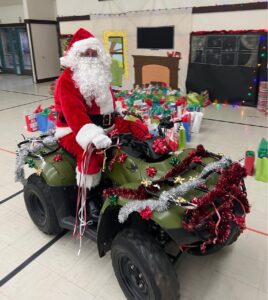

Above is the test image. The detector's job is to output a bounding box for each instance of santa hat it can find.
[66,28,94,52]
[60,28,102,67]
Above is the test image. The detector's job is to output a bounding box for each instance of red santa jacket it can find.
[54,68,115,141]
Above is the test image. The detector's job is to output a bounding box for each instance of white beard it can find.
[71,57,114,114]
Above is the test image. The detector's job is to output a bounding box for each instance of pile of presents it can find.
[245,138,268,183]
[115,85,210,151]
[25,105,57,132]
[25,84,209,153]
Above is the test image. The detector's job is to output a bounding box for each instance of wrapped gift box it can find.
[25,113,38,132]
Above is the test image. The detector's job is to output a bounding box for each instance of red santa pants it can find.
[58,133,104,175]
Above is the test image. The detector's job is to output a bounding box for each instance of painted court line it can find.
[0,190,23,205]
[246,227,268,237]
[203,118,268,129]
[0,89,49,98]
[0,231,66,287]
[0,97,52,112]
[0,147,16,155]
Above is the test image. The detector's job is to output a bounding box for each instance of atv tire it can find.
[24,174,62,235]
[111,229,180,300]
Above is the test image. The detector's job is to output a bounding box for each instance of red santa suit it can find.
[54,28,115,189]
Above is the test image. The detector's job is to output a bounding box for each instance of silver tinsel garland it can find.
[118,156,232,223]
[15,133,57,184]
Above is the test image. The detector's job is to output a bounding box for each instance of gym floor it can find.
[0,74,267,300]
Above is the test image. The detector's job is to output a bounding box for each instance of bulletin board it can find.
[186,30,268,106]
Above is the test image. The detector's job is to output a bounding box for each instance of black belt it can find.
[89,113,115,129]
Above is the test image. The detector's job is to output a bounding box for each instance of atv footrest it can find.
[60,216,97,242]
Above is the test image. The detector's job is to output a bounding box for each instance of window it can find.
[104,32,128,87]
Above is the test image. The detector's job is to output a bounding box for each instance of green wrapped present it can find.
[187,92,203,107]
[257,138,268,158]
[255,157,268,182]
[178,127,186,150]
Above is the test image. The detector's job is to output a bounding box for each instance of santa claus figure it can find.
[54,28,115,221]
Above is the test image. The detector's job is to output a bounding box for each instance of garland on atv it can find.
[16,130,250,255]
[102,144,249,253]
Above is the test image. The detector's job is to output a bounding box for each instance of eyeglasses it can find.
[80,49,98,57]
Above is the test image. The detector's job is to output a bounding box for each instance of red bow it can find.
[146,166,157,177]
[139,207,153,220]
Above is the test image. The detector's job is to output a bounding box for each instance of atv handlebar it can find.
[158,117,181,138]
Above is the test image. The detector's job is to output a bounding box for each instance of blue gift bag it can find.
[182,122,191,142]
[36,113,48,132]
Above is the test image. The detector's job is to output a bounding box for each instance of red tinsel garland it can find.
[103,144,250,253]
[183,162,250,251]
[164,145,207,179]
[103,185,148,200]
[103,144,207,199]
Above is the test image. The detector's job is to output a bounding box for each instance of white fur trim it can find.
[72,38,103,54]
[76,168,101,189]
[76,123,104,150]
[98,92,114,114]
[60,56,68,67]
[55,127,72,139]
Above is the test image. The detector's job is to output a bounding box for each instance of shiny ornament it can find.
[176,197,187,203]
[146,166,157,177]
[169,157,180,166]
[53,154,63,162]
[174,176,185,185]
[27,159,35,168]
[108,194,118,206]
[141,179,152,187]
[139,207,153,220]
[36,168,42,176]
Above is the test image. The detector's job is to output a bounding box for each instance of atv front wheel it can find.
[24,174,62,235]
[111,229,180,300]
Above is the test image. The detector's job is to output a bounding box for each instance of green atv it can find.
[16,119,249,300]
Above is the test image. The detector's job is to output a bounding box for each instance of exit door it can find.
[0,27,32,75]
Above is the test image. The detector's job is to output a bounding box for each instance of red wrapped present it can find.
[25,113,38,132]
[244,151,255,176]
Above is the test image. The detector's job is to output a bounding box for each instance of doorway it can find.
[0,26,32,75]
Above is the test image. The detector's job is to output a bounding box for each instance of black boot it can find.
[86,187,101,222]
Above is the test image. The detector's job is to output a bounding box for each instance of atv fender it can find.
[28,149,76,187]
[97,199,202,256]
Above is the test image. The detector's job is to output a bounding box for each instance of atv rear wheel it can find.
[111,229,180,300]
[24,174,62,235]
